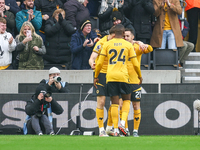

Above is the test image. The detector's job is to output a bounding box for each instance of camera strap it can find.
[41,104,44,112]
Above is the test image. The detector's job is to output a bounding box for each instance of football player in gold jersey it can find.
[89,27,115,137]
[94,24,143,136]
[124,28,153,137]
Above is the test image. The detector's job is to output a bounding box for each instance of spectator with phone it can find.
[15,21,46,70]
[15,0,42,34]
[39,67,70,93]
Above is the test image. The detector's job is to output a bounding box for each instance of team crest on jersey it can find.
[95,45,101,52]
[96,90,99,94]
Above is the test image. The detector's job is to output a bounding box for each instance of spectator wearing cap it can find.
[64,0,90,29]
[39,67,70,93]
[111,10,135,35]
[70,18,97,70]
[24,85,64,135]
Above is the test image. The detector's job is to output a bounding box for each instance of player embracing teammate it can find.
[92,24,143,136]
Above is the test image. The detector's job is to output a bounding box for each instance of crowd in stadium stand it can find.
[0,0,199,70]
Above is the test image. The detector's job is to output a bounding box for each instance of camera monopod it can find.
[56,85,94,135]
[70,84,83,135]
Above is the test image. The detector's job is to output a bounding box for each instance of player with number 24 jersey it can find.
[95,38,141,83]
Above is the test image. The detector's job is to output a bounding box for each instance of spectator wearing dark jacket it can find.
[34,0,63,18]
[5,0,20,15]
[98,2,114,37]
[44,9,75,70]
[70,18,97,70]
[34,0,63,41]
[87,0,101,17]
[0,0,15,35]
[178,15,194,67]
[64,0,90,29]
[24,85,63,135]
[123,0,155,44]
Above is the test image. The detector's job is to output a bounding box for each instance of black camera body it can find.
[41,91,51,98]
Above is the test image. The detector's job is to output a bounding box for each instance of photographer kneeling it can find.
[39,67,70,93]
[24,85,63,135]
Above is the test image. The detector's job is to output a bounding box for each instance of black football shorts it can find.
[107,82,132,97]
[93,73,107,96]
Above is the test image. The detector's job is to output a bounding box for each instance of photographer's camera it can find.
[53,76,61,82]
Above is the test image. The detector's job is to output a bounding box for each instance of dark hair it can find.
[114,24,125,36]
[0,17,6,24]
[109,26,116,34]
[125,28,135,36]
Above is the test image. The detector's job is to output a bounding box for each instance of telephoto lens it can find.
[53,76,61,82]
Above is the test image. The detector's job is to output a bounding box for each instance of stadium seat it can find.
[90,16,99,29]
[153,49,179,70]
[141,53,151,70]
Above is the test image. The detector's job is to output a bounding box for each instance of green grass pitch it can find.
[0,135,200,150]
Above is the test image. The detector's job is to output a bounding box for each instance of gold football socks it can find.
[134,109,141,131]
[121,100,131,126]
[111,104,119,129]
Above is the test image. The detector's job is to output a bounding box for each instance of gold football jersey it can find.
[93,35,108,74]
[95,38,141,83]
[127,43,153,84]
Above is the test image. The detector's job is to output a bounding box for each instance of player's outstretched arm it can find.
[89,52,98,70]
[143,45,153,54]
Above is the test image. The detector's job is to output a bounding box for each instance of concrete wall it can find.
[0,70,181,93]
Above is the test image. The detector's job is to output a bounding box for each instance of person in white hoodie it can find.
[0,17,16,70]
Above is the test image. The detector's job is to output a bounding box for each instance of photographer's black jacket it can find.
[25,95,64,117]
